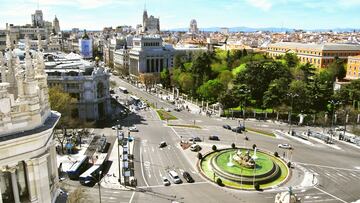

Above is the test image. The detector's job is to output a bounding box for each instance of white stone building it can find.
[189,19,199,34]
[0,34,61,203]
[45,53,112,120]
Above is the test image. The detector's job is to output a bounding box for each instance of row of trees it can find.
[160,49,360,125]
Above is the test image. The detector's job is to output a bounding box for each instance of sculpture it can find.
[232,149,255,169]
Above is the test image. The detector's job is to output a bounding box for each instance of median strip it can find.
[167,124,201,129]
[247,127,275,137]
[156,109,177,120]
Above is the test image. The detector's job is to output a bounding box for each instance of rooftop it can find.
[269,42,360,51]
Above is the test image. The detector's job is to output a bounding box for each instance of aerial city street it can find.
[0,1,360,203]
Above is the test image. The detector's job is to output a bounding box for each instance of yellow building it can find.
[267,42,360,68]
[346,55,360,80]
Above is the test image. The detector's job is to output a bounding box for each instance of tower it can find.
[53,15,60,34]
[143,5,148,32]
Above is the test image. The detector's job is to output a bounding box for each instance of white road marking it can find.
[296,162,360,171]
[137,181,208,189]
[152,146,155,152]
[314,186,347,203]
[139,148,150,187]
[128,191,135,203]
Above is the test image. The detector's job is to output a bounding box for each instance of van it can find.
[168,170,182,184]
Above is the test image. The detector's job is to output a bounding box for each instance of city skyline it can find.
[1,0,360,30]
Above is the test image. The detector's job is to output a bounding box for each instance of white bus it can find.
[119,86,128,94]
[79,153,107,186]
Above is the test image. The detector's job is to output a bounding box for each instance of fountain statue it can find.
[232,149,255,169]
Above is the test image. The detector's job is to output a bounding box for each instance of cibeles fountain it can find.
[200,147,290,190]
[228,149,257,168]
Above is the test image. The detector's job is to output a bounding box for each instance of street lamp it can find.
[329,100,341,142]
[287,93,299,135]
[97,170,102,203]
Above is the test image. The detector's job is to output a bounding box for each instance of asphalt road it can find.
[111,76,360,203]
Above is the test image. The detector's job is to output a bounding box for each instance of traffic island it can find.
[199,148,289,190]
[156,109,177,120]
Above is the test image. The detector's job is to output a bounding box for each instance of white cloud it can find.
[246,0,272,11]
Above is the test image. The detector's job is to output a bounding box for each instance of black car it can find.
[239,124,246,131]
[189,137,202,142]
[222,124,231,130]
[232,127,242,133]
[209,135,220,141]
[182,171,194,183]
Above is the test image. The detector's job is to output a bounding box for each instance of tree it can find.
[48,86,77,127]
[263,78,290,110]
[197,152,203,159]
[178,72,194,93]
[252,144,257,149]
[212,145,217,151]
[283,53,299,69]
[197,79,224,103]
[231,143,236,149]
[327,57,346,80]
[160,68,171,88]
[217,70,233,87]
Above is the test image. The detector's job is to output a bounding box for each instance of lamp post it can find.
[329,100,341,142]
[98,170,102,203]
[116,120,121,185]
[287,93,299,135]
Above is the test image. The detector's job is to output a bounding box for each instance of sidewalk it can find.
[101,136,135,190]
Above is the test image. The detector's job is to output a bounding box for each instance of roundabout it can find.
[199,148,290,190]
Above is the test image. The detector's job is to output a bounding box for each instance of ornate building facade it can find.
[0,33,61,203]
[142,9,160,34]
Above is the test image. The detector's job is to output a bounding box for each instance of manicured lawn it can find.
[156,110,177,120]
[215,150,274,176]
[167,124,201,129]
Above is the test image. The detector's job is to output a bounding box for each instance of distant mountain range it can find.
[166,27,360,33]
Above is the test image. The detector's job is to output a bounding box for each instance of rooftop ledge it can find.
[0,111,61,142]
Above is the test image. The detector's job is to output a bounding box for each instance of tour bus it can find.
[79,153,107,186]
[67,155,89,180]
[119,86,128,94]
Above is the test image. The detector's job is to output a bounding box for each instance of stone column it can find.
[0,182,3,203]
[9,167,20,203]
[32,154,51,203]
[50,143,59,182]
[25,160,38,202]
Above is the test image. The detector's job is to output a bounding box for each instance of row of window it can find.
[143,42,161,47]
[268,47,360,57]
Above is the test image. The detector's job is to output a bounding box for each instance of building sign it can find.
[79,39,93,59]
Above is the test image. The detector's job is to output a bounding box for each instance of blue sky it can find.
[1,0,360,30]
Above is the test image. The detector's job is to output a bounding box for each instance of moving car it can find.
[164,108,171,112]
[232,126,242,133]
[222,124,231,130]
[278,144,293,149]
[190,144,201,152]
[189,137,202,142]
[159,141,167,148]
[182,171,194,183]
[209,135,220,141]
[112,126,116,130]
[168,170,182,184]
[162,176,171,186]
[174,107,181,112]
[129,126,139,132]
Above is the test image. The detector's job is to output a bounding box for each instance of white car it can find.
[162,176,171,186]
[164,108,171,112]
[278,144,293,149]
[190,144,201,152]
[112,126,116,130]
[129,126,139,132]
[168,170,182,184]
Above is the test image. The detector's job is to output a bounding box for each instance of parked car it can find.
[209,135,220,141]
[232,127,242,133]
[278,144,293,149]
[129,126,139,132]
[162,176,171,186]
[112,126,116,130]
[222,125,231,130]
[182,171,194,183]
[189,137,202,142]
[164,108,171,112]
[238,124,246,131]
[190,144,201,152]
[159,141,167,148]
[168,170,182,184]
